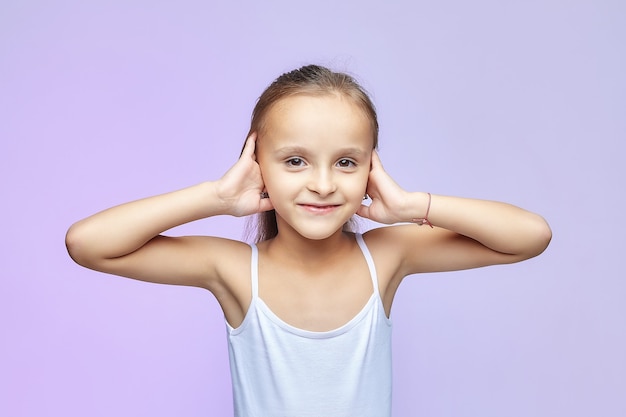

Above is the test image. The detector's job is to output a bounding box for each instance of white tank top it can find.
[226,234,393,417]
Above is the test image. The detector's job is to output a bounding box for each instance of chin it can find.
[294,225,346,241]
[276,211,356,241]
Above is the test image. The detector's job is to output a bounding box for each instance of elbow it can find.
[524,214,552,259]
[65,222,96,268]
[65,223,84,265]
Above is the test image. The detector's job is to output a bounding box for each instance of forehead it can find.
[260,94,374,150]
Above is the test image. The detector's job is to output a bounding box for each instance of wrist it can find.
[202,180,234,216]
[404,192,434,227]
[411,192,433,227]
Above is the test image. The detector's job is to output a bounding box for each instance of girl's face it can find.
[256,94,374,241]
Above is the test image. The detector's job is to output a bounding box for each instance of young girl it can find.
[66,65,551,416]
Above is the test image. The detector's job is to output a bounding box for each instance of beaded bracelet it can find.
[411,192,434,228]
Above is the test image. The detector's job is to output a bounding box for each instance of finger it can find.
[355,204,371,219]
[259,196,274,212]
[370,150,383,170]
[241,132,257,158]
[249,132,260,161]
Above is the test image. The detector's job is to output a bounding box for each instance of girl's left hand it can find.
[356,151,412,224]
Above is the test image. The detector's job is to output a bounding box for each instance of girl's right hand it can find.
[66,133,273,290]
[215,132,274,217]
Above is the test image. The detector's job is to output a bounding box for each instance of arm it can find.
[65,134,273,288]
[357,151,552,275]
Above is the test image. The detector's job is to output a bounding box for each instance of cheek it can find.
[346,173,369,198]
[258,165,286,196]
[358,169,371,188]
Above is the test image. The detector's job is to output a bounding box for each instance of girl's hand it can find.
[215,133,274,217]
[356,151,413,224]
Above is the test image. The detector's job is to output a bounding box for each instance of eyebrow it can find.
[273,146,308,157]
[273,145,367,158]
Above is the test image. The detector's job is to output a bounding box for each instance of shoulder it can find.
[361,224,457,276]
[161,235,252,290]
[190,236,254,326]
[360,225,417,283]
[195,236,252,281]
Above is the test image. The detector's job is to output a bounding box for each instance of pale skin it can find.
[66,94,552,332]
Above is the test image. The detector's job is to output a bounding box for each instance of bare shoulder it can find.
[360,225,427,282]
[362,223,471,275]
[174,235,252,289]
[359,225,438,312]
[208,237,253,290]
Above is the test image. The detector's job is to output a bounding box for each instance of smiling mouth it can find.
[299,203,341,213]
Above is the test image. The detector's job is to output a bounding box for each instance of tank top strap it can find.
[355,233,380,296]
[249,244,259,299]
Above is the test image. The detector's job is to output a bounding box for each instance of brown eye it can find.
[337,159,356,168]
[286,158,304,167]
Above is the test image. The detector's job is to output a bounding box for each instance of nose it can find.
[307,167,337,196]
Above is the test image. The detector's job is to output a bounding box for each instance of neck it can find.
[265,224,354,266]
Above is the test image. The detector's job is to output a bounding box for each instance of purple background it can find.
[2,1,624,416]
